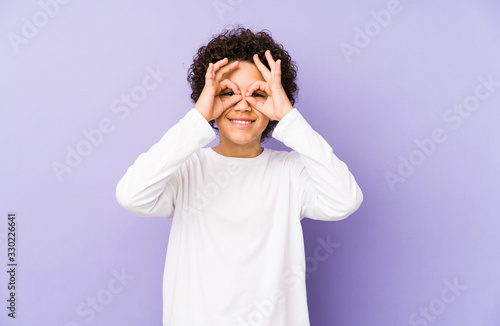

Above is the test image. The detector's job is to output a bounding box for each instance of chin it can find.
[216,125,266,146]
[225,135,261,145]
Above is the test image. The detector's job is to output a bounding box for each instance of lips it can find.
[229,119,254,124]
[228,117,255,127]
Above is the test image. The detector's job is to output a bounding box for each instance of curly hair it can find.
[187,26,298,143]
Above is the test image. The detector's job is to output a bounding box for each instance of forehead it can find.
[225,61,265,86]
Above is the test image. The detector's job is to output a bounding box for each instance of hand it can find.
[194,58,242,121]
[245,50,294,121]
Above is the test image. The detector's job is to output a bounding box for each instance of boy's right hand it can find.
[194,58,242,122]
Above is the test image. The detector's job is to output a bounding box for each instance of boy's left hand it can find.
[246,50,294,121]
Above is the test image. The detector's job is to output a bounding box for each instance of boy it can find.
[116,26,363,326]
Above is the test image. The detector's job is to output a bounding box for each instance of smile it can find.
[229,119,255,128]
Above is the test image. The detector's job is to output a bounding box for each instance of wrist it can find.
[194,107,212,122]
[276,105,294,121]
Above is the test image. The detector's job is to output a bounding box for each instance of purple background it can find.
[2,0,500,325]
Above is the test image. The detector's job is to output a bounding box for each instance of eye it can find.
[252,92,266,98]
[220,91,235,96]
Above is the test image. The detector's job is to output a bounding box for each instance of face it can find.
[214,61,269,146]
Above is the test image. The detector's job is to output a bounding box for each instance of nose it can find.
[233,94,252,112]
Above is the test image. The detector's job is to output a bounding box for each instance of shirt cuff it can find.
[187,108,217,140]
[271,108,302,142]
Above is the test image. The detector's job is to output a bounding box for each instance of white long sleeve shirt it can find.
[116,108,363,326]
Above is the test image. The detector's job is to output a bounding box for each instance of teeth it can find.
[231,119,252,124]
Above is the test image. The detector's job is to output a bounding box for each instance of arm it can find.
[246,50,362,220]
[115,109,216,217]
[116,58,242,217]
[272,108,363,221]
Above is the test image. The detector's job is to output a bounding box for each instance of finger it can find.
[273,59,282,85]
[245,96,263,111]
[205,62,214,81]
[215,60,239,82]
[220,78,240,95]
[222,94,242,109]
[212,57,229,71]
[265,50,276,71]
[246,80,267,97]
[253,54,271,81]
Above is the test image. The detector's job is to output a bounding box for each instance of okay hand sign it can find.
[194,58,242,122]
[245,50,294,121]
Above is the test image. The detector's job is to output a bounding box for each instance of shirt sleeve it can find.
[271,108,363,221]
[115,109,216,217]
